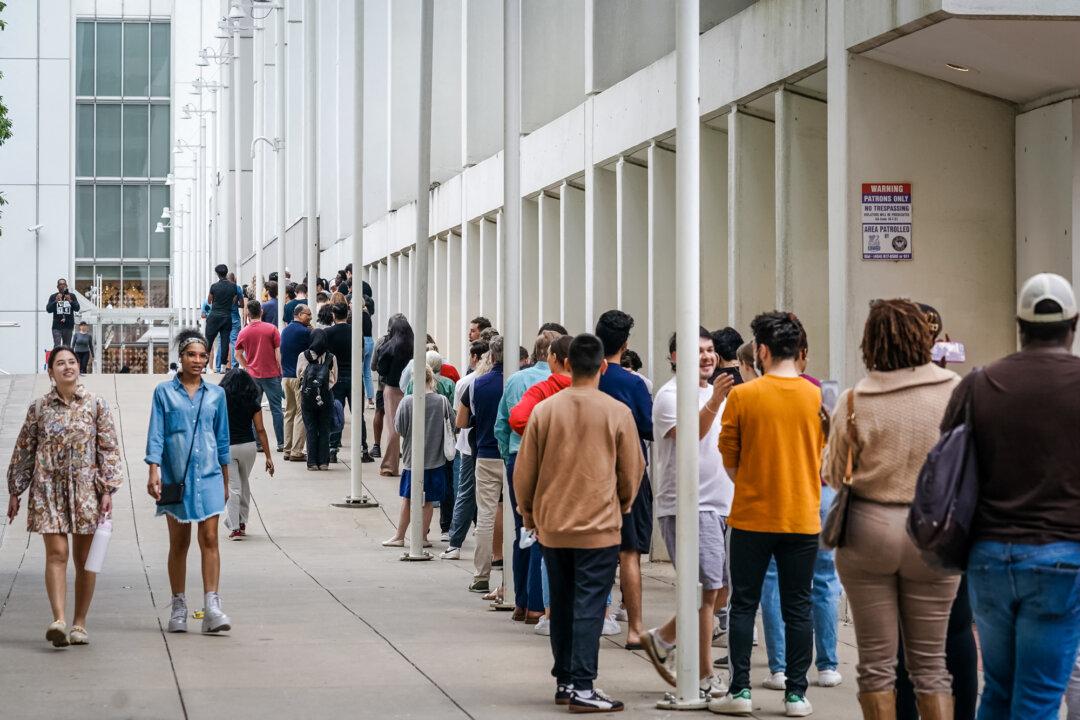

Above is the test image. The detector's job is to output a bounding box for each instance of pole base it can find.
[655,693,708,711]
[330,496,380,509]
[489,600,515,611]
[400,551,434,561]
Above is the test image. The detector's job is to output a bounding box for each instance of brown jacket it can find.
[513,386,644,549]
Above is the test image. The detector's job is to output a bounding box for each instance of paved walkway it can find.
[0,374,868,719]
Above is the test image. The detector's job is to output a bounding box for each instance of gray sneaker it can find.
[201,592,232,634]
[167,594,188,633]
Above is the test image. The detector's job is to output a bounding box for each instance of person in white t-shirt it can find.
[641,327,736,700]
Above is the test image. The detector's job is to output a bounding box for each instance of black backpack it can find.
[301,351,334,406]
[907,371,981,571]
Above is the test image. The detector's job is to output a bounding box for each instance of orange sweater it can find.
[719,374,824,534]
[514,386,644,549]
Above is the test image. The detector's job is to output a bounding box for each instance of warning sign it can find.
[862,182,912,260]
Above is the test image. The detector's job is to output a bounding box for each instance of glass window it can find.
[76,22,95,96]
[123,23,149,97]
[76,104,94,176]
[96,22,122,96]
[76,185,95,258]
[95,185,121,258]
[95,104,121,177]
[122,265,149,308]
[122,185,149,259]
[149,185,170,258]
[150,23,170,97]
[149,104,170,177]
[122,105,148,177]
[97,265,123,308]
[75,265,95,301]
[149,266,170,308]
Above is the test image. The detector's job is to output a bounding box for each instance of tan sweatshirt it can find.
[513,386,644,549]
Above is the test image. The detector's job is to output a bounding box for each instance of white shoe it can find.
[700,675,728,699]
[816,669,842,687]
[440,531,450,542]
[534,616,550,636]
[600,615,620,636]
[439,546,461,560]
[708,689,752,715]
[763,671,787,691]
[613,604,628,622]
[784,693,813,717]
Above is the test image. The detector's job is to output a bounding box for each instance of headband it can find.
[179,336,206,353]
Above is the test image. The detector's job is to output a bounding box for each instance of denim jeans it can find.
[448,452,476,549]
[362,336,375,400]
[503,454,544,612]
[761,484,841,673]
[968,540,1080,720]
[254,376,285,447]
[229,319,240,368]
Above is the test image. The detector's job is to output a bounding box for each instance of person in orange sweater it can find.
[508,335,573,435]
[709,312,824,718]
[514,333,645,713]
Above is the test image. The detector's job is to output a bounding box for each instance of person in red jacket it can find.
[509,335,573,435]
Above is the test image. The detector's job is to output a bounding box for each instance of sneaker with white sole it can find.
[708,688,752,715]
[201,591,232,633]
[784,692,813,717]
[600,614,620,636]
[439,546,461,560]
[534,616,551,636]
[167,593,188,633]
[569,688,624,713]
[554,683,574,705]
[640,628,677,687]
[762,671,787,691]
[815,668,842,687]
[613,605,628,622]
[440,531,450,542]
[701,675,729,698]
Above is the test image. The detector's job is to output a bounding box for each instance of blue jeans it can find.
[969,540,1080,720]
[254,376,285,447]
[504,454,544,612]
[761,484,841,673]
[448,452,477,549]
[229,319,240,368]
[362,336,375,400]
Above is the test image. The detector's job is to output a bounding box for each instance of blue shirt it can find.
[145,376,231,523]
[598,363,653,451]
[494,361,550,460]
[280,322,312,378]
[262,298,279,327]
[231,285,243,323]
[466,363,504,459]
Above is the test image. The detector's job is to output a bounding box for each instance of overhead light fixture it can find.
[945,62,972,72]
[229,2,245,19]
[155,222,167,234]
[161,207,172,220]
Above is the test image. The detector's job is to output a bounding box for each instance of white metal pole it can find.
[673,0,703,708]
[405,0,434,561]
[304,0,318,288]
[232,31,243,273]
[176,204,185,325]
[253,14,264,297]
[199,117,208,303]
[275,2,288,329]
[210,89,219,264]
[498,0,521,607]
[187,187,194,325]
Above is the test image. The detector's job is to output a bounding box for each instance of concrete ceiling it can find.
[864,18,1080,106]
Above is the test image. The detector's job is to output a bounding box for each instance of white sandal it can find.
[69,625,89,645]
[381,538,405,547]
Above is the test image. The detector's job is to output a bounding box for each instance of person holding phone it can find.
[46,278,80,348]
[145,329,233,635]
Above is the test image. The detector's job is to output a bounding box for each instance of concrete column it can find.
[462,219,481,363]
[826,0,849,383]
[586,164,617,328]
[447,230,463,367]
[427,237,437,341]
[377,259,388,334]
[617,157,649,354]
[521,197,539,338]
[388,252,400,319]
[538,192,560,327]
[701,125,728,328]
[495,211,504,329]
[559,182,586,333]
[434,235,448,348]
[479,216,498,325]
[648,144,676,386]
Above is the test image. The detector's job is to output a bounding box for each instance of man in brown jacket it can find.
[514,333,644,713]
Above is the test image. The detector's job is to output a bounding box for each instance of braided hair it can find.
[860,299,932,372]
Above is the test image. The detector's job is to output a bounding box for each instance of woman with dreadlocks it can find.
[822,299,962,720]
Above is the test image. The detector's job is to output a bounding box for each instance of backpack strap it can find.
[843,390,857,486]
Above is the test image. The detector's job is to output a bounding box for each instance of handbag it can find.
[156,391,205,506]
[821,390,857,549]
[442,404,457,462]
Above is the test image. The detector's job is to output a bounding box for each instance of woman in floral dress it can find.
[6,346,123,647]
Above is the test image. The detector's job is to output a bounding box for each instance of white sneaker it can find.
[440,531,450,542]
[534,616,550,636]
[762,671,787,691]
[707,688,752,715]
[613,604,628,622]
[600,614,620,636]
[816,669,842,687]
[439,546,461,560]
[700,675,728,698]
[784,693,813,717]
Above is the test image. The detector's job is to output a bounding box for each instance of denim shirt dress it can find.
[145,376,231,522]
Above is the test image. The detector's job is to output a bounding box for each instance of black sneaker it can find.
[713,655,729,668]
[569,688,624,713]
[555,683,574,706]
[492,558,503,568]
[370,444,381,458]
[361,452,374,463]
[329,450,338,463]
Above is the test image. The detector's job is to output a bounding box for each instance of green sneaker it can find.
[708,687,752,715]
[467,578,489,593]
[784,692,813,717]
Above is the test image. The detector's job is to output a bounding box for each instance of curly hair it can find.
[175,328,208,352]
[595,310,635,357]
[219,367,260,409]
[750,312,803,361]
[860,299,932,372]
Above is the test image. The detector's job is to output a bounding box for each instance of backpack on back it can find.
[301,351,334,406]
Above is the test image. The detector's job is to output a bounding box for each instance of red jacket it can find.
[509,374,572,435]
[440,363,461,384]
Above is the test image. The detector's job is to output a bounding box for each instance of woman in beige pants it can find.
[824,299,961,720]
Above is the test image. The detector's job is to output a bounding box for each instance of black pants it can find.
[896,574,978,719]
[205,314,232,369]
[52,327,73,348]
[439,459,455,532]
[330,378,367,451]
[301,396,334,467]
[729,528,818,696]
[74,351,90,373]
[542,544,620,691]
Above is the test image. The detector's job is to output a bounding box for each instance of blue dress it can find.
[145,376,231,522]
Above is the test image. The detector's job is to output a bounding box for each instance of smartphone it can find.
[711,365,743,386]
[820,380,840,414]
[931,341,966,364]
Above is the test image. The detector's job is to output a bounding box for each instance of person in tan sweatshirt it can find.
[514,333,644,714]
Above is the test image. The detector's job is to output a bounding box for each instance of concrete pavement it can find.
[0,373,868,719]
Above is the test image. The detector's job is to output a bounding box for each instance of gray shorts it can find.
[659,511,729,591]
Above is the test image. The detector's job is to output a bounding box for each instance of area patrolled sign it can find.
[862,182,912,261]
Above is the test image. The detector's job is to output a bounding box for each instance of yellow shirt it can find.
[719,374,823,534]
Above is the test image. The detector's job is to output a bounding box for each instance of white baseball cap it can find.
[1017,272,1078,323]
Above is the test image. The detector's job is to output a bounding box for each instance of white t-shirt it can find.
[651,377,734,518]
[453,372,479,455]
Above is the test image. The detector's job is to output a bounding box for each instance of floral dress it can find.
[6,385,124,534]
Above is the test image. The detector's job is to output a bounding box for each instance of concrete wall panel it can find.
[522,198,540,339]
[538,193,560,327]
[560,183,586,333]
[1016,101,1073,282]
[701,125,729,328]
[728,110,776,332]
[616,158,648,357]
[648,144,676,386]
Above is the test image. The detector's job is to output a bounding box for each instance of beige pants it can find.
[472,458,504,581]
[283,378,305,457]
[836,498,960,694]
[380,386,404,476]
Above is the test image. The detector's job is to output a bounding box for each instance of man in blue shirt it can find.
[280,305,312,462]
[595,309,653,648]
[459,335,505,595]
[262,281,280,327]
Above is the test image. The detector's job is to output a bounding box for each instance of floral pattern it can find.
[6,384,124,534]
